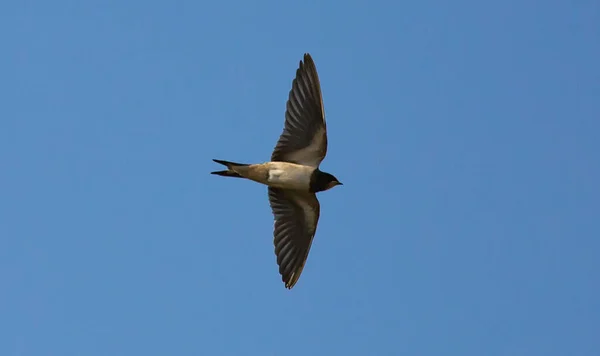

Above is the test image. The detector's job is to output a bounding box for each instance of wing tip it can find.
[301,53,316,69]
[282,261,307,290]
[284,274,300,289]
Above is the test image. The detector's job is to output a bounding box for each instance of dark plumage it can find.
[211,53,341,289]
[310,170,343,193]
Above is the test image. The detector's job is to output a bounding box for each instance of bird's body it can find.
[211,53,342,289]
[220,161,314,190]
[213,160,339,192]
[263,162,314,190]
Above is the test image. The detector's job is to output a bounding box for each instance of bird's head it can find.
[311,170,343,192]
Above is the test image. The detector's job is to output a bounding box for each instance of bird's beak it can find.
[337,181,343,186]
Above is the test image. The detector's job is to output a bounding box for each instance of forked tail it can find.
[210,159,249,178]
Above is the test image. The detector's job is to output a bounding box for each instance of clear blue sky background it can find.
[1,1,598,355]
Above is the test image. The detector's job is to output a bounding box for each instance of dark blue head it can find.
[309,170,343,193]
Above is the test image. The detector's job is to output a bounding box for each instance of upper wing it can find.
[268,187,321,289]
[271,53,327,168]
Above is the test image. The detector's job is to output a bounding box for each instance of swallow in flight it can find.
[211,53,342,289]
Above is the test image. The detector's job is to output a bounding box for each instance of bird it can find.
[211,53,342,289]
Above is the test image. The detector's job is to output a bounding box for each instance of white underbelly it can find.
[266,163,312,190]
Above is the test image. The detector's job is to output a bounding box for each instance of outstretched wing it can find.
[271,53,327,168]
[268,187,321,289]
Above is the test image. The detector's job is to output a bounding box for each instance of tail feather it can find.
[212,159,249,168]
[211,159,249,178]
[210,170,243,178]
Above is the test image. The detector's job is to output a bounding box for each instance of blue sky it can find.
[1,1,599,355]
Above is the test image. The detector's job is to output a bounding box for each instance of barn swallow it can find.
[211,53,342,289]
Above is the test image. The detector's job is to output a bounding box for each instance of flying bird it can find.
[211,53,342,289]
